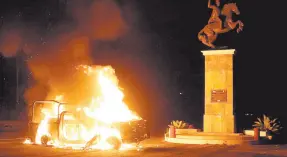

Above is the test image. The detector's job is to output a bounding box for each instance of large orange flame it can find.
[25,65,141,150]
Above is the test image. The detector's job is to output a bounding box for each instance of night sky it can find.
[0,0,286,135]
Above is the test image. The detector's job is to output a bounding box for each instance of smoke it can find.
[70,0,127,40]
[0,0,129,105]
[0,0,169,133]
[25,34,92,105]
[25,0,129,105]
[0,29,22,57]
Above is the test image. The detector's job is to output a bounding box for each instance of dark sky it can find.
[0,0,286,132]
[135,0,287,130]
[136,0,285,114]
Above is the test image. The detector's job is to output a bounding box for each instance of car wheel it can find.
[106,136,122,150]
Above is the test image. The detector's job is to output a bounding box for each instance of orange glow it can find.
[25,65,141,150]
[23,138,32,144]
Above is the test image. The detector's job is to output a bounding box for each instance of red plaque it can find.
[211,89,227,103]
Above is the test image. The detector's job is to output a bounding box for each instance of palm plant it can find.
[170,120,188,129]
[253,114,282,134]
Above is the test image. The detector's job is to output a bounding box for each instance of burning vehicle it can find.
[24,65,150,150]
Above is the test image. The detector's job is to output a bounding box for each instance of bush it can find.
[253,114,282,134]
[170,120,188,129]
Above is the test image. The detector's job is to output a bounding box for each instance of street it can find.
[1,137,287,157]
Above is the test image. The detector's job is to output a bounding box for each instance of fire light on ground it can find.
[23,138,32,144]
[24,65,142,150]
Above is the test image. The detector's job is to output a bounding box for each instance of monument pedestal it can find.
[203,115,234,133]
[165,49,255,145]
[201,49,235,133]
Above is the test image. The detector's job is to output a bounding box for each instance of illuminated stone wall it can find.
[201,49,235,133]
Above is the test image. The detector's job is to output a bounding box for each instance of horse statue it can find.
[198,1,244,48]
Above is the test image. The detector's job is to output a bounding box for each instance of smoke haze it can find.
[0,0,170,134]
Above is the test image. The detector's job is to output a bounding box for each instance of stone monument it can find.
[198,0,244,133]
[165,0,253,145]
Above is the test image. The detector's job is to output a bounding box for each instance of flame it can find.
[23,138,32,144]
[25,65,141,150]
[35,111,51,144]
[83,66,139,123]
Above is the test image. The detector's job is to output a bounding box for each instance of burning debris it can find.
[0,0,151,150]
[24,65,149,150]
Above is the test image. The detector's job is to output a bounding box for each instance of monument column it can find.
[202,49,235,133]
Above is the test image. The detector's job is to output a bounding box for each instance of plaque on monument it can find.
[211,89,227,103]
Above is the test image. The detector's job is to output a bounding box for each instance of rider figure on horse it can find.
[198,0,222,48]
[208,0,221,26]
[198,0,244,48]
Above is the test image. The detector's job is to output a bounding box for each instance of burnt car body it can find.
[27,100,150,148]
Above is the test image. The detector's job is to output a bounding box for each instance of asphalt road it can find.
[0,138,287,157]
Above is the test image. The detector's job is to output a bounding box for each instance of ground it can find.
[1,137,287,157]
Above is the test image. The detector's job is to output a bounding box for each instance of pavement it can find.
[0,131,26,140]
[1,135,287,157]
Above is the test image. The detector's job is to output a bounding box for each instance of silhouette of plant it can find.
[170,120,188,129]
[253,114,282,134]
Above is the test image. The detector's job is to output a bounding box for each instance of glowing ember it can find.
[25,65,142,150]
[23,138,32,144]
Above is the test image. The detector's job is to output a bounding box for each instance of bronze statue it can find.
[198,0,244,48]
